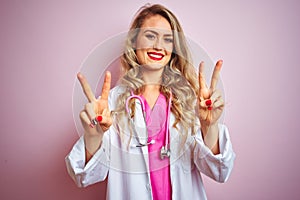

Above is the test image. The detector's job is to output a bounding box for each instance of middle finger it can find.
[210,60,223,91]
[77,72,96,102]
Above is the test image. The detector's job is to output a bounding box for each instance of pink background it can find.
[1,0,300,199]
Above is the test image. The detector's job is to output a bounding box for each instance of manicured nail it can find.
[89,124,94,128]
[205,99,212,106]
[96,116,103,122]
[208,106,213,110]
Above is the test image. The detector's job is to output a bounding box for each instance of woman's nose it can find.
[153,38,163,50]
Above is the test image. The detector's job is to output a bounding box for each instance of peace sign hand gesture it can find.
[78,71,112,135]
[198,60,224,138]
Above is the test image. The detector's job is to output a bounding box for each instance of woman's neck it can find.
[141,67,164,86]
[142,84,161,109]
[139,66,164,109]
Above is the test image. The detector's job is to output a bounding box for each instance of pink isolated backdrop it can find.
[1,0,300,200]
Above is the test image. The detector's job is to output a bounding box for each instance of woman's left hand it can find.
[198,60,224,128]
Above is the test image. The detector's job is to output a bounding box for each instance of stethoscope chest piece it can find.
[160,146,170,159]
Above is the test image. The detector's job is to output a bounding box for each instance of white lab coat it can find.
[65,86,236,200]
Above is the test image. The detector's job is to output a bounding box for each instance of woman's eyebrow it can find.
[164,33,173,37]
[143,29,173,37]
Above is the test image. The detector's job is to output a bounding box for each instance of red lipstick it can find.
[147,52,164,61]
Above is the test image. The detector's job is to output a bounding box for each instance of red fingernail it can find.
[89,124,94,128]
[208,106,213,110]
[96,116,103,122]
[205,99,212,106]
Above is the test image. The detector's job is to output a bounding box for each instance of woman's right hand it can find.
[77,71,112,155]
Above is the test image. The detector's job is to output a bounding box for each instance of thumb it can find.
[200,88,210,99]
[97,108,112,131]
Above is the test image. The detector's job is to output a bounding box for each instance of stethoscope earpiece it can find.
[134,139,156,147]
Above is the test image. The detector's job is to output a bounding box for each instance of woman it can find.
[66,4,235,200]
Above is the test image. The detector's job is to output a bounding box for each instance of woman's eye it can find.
[164,38,173,43]
[145,34,155,40]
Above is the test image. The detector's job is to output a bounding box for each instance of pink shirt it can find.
[141,93,172,200]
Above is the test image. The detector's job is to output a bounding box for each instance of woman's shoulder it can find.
[109,85,127,97]
[108,85,127,107]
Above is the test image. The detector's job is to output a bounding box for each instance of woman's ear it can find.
[131,39,136,49]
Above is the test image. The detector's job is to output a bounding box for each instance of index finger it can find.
[210,60,223,91]
[198,61,207,90]
[100,71,111,100]
[77,72,96,102]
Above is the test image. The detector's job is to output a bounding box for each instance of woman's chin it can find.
[140,63,165,71]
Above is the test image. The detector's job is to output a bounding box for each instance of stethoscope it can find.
[125,90,171,159]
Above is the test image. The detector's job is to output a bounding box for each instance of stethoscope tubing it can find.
[125,90,172,157]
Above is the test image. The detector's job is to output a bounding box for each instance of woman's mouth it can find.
[147,52,164,61]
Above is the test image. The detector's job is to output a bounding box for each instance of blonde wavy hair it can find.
[113,4,199,145]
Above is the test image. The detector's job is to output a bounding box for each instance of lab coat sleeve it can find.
[65,131,110,187]
[193,124,236,183]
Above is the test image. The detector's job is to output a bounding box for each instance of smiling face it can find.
[135,15,173,71]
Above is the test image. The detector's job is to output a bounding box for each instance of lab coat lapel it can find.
[133,99,150,170]
[169,113,176,161]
